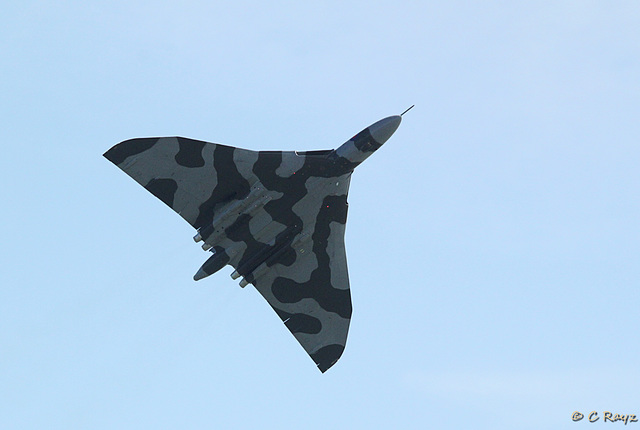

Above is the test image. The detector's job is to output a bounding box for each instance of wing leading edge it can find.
[104,136,353,372]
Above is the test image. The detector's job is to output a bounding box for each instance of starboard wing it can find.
[104,137,259,229]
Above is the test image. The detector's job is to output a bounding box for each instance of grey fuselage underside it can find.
[103,115,402,372]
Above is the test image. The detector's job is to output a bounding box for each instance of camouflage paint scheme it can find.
[104,115,402,372]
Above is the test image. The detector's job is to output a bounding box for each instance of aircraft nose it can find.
[368,115,402,145]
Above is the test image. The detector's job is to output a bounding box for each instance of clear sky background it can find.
[1,1,638,429]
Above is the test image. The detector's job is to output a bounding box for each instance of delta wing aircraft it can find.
[104,109,409,372]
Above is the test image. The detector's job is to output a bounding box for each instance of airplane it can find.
[104,108,410,372]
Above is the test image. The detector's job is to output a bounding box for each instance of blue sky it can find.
[1,1,638,429]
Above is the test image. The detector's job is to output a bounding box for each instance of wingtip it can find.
[312,344,345,373]
[103,137,160,165]
[103,146,116,162]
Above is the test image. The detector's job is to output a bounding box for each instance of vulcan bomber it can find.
[104,109,409,372]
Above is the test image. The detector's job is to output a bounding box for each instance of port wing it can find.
[233,176,352,373]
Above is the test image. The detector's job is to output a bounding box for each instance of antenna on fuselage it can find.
[400,105,415,116]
